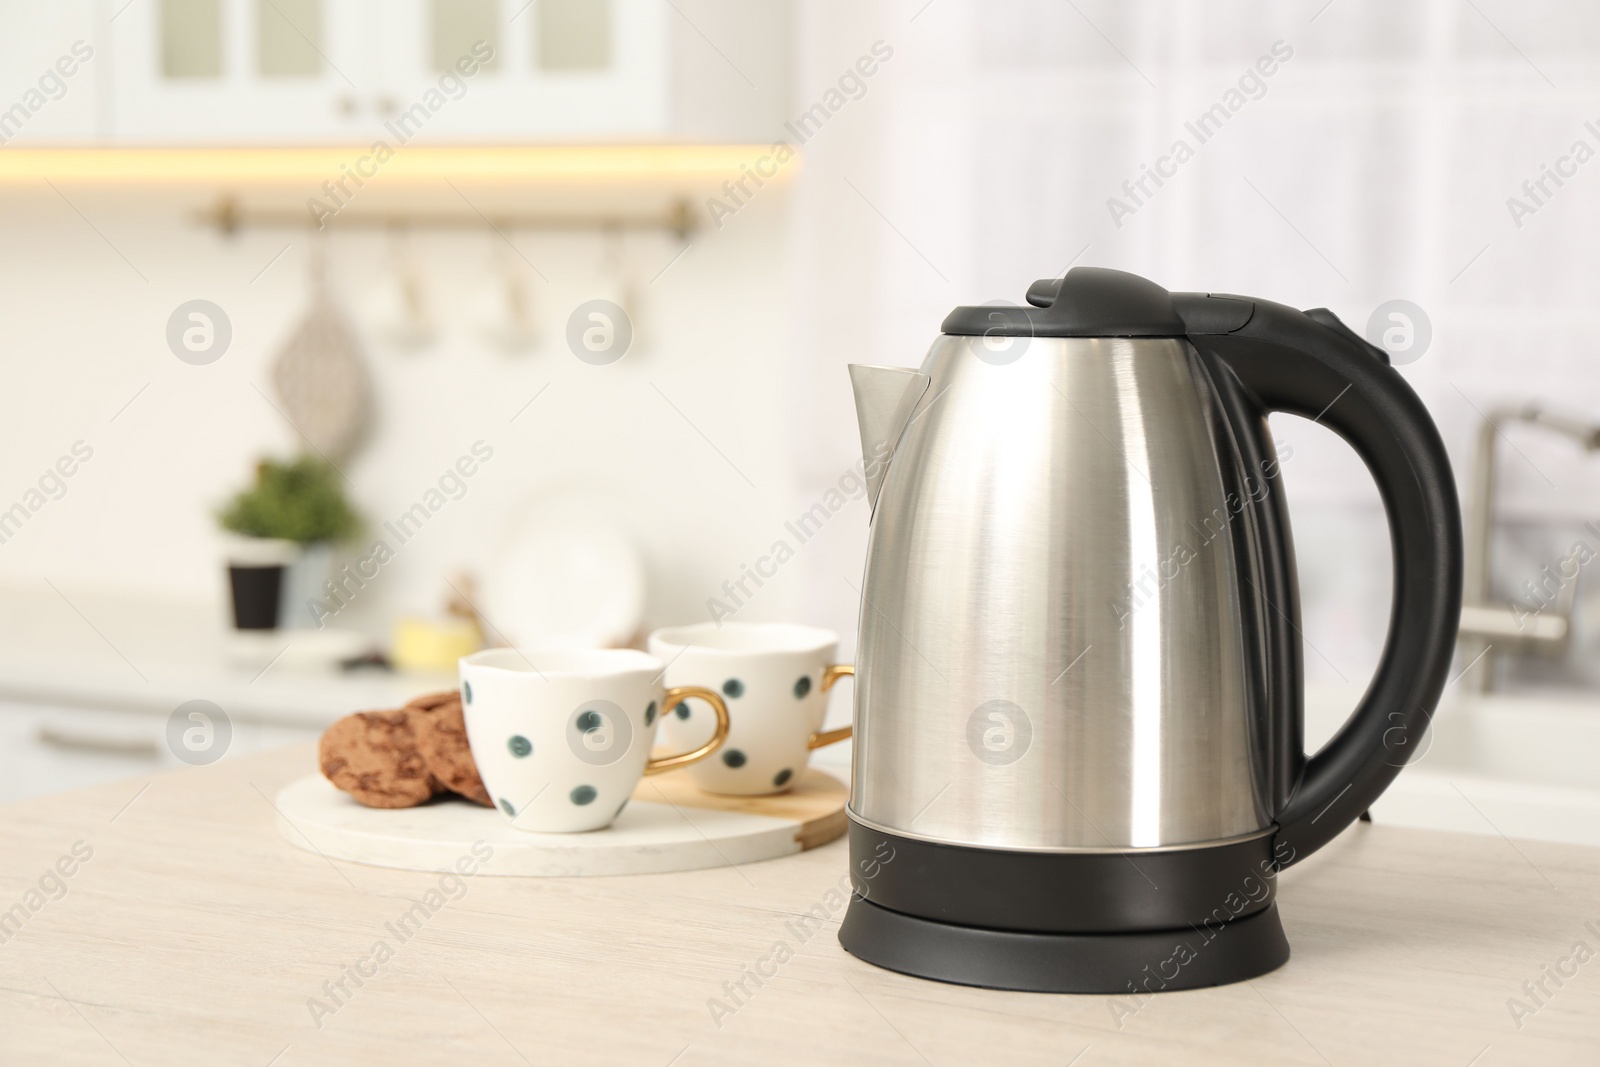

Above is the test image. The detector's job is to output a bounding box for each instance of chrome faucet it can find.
[1458,405,1600,691]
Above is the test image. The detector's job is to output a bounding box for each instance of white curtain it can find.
[789,0,1600,687]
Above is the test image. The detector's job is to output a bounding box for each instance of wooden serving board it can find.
[274,766,847,877]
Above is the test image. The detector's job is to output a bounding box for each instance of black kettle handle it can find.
[1180,294,1463,865]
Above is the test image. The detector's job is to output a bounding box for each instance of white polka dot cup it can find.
[647,623,853,796]
[458,648,730,833]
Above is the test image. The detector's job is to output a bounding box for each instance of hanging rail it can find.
[196,195,698,241]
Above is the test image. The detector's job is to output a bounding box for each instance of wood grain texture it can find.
[639,764,848,850]
[1,743,1598,1065]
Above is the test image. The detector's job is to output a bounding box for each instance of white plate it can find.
[481,494,645,649]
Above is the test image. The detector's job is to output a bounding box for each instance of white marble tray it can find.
[273,766,847,877]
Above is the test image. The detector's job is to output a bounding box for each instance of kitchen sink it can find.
[1307,685,1600,847]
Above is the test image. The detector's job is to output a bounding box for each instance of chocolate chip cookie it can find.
[404,690,460,714]
[319,709,443,808]
[411,695,493,807]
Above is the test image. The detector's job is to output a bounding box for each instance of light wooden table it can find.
[2,745,1598,1066]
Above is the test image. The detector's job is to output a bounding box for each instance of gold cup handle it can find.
[646,686,732,775]
[807,663,855,750]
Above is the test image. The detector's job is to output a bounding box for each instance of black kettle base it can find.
[839,895,1290,994]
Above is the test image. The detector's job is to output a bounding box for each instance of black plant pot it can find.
[229,564,286,630]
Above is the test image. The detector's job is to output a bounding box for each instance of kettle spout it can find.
[848,365,930,511]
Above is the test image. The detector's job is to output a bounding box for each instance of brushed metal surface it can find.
[849,335,1270,850]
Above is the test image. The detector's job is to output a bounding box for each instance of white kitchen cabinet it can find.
[372,0,670,140]
[0,699,321,806]
[0,1,100,144]
[90,0,781,144]
[107,0,385,141]
[4,0,786,144]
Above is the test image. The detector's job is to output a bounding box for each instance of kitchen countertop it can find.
[3,747,1598,1065]
[0,582,449,725]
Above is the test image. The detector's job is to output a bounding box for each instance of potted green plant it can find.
[218,456,361,630]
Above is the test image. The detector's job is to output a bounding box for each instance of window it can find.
[538,0,610,71]
[258,0,323,78]
[432,0,501,72]
[161,0,224,78]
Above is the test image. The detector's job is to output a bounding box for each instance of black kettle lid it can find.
[941,266,1187,338]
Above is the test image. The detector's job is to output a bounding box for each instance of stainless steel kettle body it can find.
[851,334,1268,851]
[837,268,1463,993]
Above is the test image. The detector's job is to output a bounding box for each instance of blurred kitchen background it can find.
[2,1,1598,842]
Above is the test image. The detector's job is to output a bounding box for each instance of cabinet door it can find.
[373,0,669,141]
[0,703,165,805]
[106,0,380,141]
[0,1,100,144]
[0,699,324,805]
[104,0,670,143]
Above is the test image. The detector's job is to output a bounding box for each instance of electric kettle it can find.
[838,267,1462,993]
